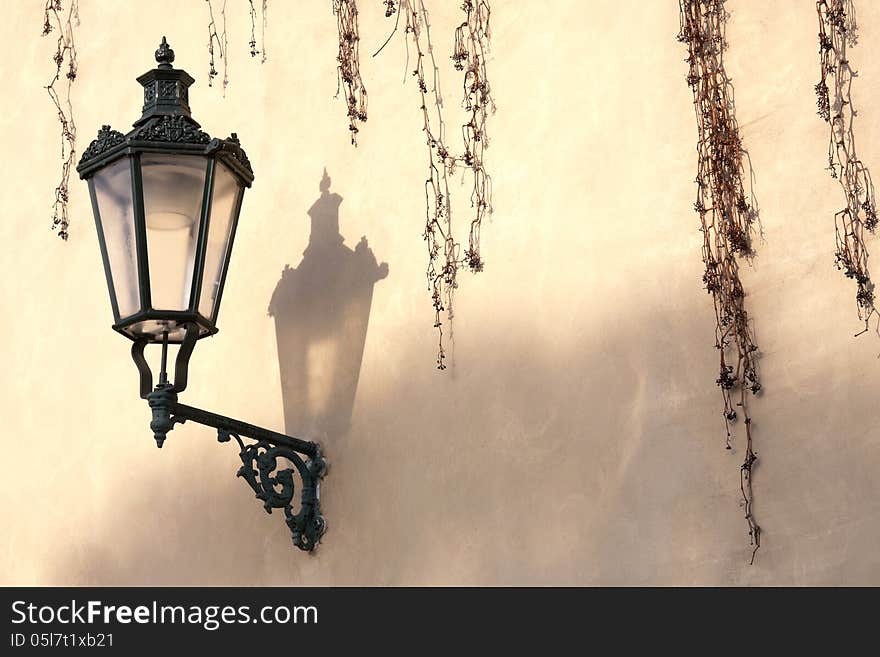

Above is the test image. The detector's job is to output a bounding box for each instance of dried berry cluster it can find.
[678,0,762,563]
[816,0,878,333]
[205,0,229,93]
[333,1,368,145]
[42,0,79,241]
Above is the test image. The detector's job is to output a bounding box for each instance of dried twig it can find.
[248,0,260,57]
[246,0,268,61]
[451,0,493,272]
[206,0,228,93]
[332,1,368,145]
[42,0,79,241]
[815,0,878,335]
[678,0,762,563]
[379,0,494,369]
[381,1,459,369]
[262,0,268,62]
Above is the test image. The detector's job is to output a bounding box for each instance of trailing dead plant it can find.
[678,0,762,563]
[451,0,493,273]
[248,0,260,58]
[377,0,493,369]
[205,0,229,93]
[815,0,878,334]
[261,0,268,62]
[332,1,368,145]
[42,0,79,241]
[376,1,458,368]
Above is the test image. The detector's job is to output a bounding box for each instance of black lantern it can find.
[77,39,327,552]
[78,37,252,346]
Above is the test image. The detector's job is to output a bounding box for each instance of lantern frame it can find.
[77,37,253,345]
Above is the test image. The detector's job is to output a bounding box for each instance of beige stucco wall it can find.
[1,0,879,585]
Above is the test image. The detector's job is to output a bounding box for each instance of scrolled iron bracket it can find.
[221,431,327,551]
[143,387,327,552]
[135,325,326,551]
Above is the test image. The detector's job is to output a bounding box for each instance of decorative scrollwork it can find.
[141,385,326,552]
[220,430,326,551]
[78,125,125,166]
[132,115,211,144]
[158,80,179,99]
[221,133,253,175]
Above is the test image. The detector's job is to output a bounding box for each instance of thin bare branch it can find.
[42,0,79,241]
[678,0,762,562]
[815,1,878,334]
[332,1,368,145]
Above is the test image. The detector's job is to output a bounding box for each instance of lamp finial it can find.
[155,37,175,68]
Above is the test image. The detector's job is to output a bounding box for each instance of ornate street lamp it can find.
[76,38,327,552]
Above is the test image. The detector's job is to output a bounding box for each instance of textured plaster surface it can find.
[0,1,878,585]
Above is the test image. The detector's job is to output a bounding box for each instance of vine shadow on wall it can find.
[268,168,388,443]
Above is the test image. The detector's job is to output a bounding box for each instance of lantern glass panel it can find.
[141,154,207,311]
[198,162,243,320]
[91,157,139,319]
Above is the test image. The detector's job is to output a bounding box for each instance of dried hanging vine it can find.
[248,0,260,58]
[815,0,878,333]
[261,0,268,62]
[678,0,762,563]
[260,0,269,64]
[205,0,229,93]
[378,0,456,368]
[332,1,368,145]
[248,0,268,61]
[42,0,79,241]
[377,0,493,369]
[450,0,493,273]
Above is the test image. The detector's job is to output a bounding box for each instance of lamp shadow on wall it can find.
[268,168,388,443]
